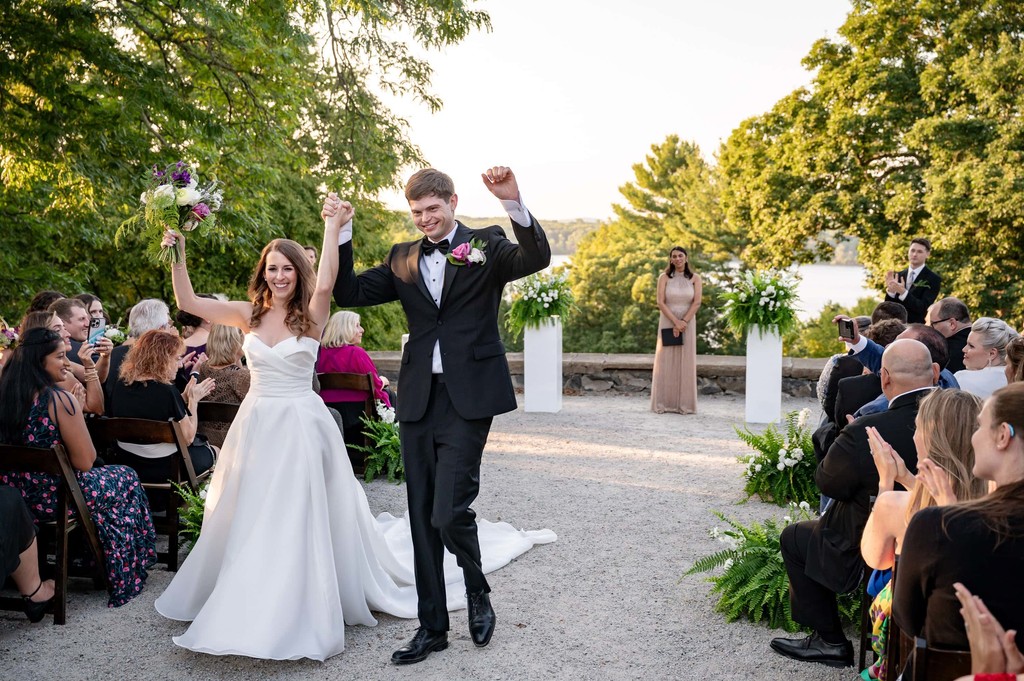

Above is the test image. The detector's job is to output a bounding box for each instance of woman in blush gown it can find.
[153,197,555,661]
[650,246,702,414]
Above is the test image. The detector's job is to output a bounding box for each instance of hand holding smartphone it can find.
[837,318,856,342]
[87,317,106,344]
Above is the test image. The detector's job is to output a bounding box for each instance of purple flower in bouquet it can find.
[171,165,192,185]
[192,203,211,220]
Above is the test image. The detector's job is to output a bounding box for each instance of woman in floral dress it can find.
[0,328,156,607]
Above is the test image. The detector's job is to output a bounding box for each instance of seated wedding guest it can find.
[952,582,1024,681]
[928,297,973,373]
[50,297,113,376]
[197,324,250,448]
[104,298,188,402]
[25,290,64,314]
[0,485,56,622]
[316,310,394,445]
[872,300,909,325]
[108,330,217,492]
[858,389,988,680]
[74,292,107,323]
[771,339,937,668]
[0,328,156,607]
[894,383,1024,658]
[175,294,217,356]
[20,311,105,415]
[1006,337,1024,384]
[956,317,1019,399]
[817,316,872,418]
[303,244,318,266]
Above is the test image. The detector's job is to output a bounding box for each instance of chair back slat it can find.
[910,636,971,681]
[196,401,240,425]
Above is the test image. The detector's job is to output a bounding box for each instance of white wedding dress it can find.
[154,334,556,661]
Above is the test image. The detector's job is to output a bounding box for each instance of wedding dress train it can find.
[154,334,555,660]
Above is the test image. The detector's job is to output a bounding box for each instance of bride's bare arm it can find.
[309,193,353,330]
[163,230,252,330]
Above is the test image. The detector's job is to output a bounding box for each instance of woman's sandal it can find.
[21,581,53,623]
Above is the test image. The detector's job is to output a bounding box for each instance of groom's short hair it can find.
[405,168,455,202]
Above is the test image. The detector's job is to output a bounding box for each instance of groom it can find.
[329,166,550,664]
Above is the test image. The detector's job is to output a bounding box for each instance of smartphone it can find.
[87,317,106,344]
[837,318,856,342]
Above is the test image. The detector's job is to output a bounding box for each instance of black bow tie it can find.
[421,238,450,256]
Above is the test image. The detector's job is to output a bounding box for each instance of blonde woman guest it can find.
[197,324,251,447]
[651,246,702,414]
[858,389,988,680]
[955,317,1019,398]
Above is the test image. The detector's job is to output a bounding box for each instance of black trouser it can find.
[780,519,844,637]
[400,377,492,632]
[0,486,36,579]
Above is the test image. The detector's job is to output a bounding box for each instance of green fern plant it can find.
[736,409,818,506]
[349,405,404,483]
[170,480,210,551]
[685,509,859,632]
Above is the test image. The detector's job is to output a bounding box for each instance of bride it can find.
[153,195,555,661]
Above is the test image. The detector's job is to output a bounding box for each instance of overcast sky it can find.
[378,0,852,220]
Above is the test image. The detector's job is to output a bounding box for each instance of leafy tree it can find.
[717,0,1024,327]
[564,136,742,354]
[0,0,488,348]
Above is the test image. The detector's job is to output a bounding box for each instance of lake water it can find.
[545,256,874,322]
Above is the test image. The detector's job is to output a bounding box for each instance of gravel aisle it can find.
[0,393,857,680]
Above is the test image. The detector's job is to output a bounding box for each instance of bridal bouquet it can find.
[505,270,575,340]
[117,160,223,264]
[722,269,799,336]
[0,320,18,350]
[736,409,816,506]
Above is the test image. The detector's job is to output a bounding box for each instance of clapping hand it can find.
[866,426,899,492]
[917,459,958,506]
[69,379,87,405]
[955,582,1024,674]
[885,270,907,296]
[183,375,216,405]
[321,192,354,231]
[481,166,520,202]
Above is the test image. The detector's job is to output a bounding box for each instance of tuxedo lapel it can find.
[406,243,434,306]
[440,223,472,310]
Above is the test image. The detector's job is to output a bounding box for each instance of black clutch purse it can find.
[661,328,684,346]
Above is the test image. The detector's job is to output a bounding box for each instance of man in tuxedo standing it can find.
[770,339,938,668]
[328,166,550,665]
[884,237,941,324]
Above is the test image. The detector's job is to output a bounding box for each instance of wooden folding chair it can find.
[0,443,107,624]
[906,635,971,681]
[317,371,377,472]
[858,495,878,671]
[195,400,240,425]
[87,417,210,571]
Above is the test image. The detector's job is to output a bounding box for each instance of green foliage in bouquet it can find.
[170,480,209,551]
[505,270,575,340]
[737,409,818,506]
[349,402,404,484]
[685,508,859,632]
[721,269,799,336]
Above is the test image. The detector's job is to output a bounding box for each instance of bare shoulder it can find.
[875,490,910,520]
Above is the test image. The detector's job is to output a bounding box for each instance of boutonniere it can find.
[447,238,487,267]
[912,279,931,289]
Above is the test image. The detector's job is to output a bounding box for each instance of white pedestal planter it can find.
[745,324,782,424]
[524,316,563,413]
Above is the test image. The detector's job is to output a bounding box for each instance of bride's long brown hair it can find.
[248,239,315,336]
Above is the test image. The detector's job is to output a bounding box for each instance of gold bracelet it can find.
[83,369,100,383]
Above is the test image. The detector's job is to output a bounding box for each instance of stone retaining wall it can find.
[368,351,827,398]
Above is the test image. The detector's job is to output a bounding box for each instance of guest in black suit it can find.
[927,297,973,373]
[884,237,941,324]
[894,382,1024,654]
[771,339,939,668]
[331,166,550,665]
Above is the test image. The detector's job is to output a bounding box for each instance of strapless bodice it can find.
[243,334,317,398]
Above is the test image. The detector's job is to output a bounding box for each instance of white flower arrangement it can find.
[722,269,800,336]
[736,410,817,506]
[505,270,575,339]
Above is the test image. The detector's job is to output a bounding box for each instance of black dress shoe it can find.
[467,591,496,647]
[391,628,448,665]
[769,633,853,667]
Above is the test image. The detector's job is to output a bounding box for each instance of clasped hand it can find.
[866,426,911,491]
[321,193,354,229]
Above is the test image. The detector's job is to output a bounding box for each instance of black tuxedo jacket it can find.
[885,265,941,324]
[806,389,930,594]
[334,219,550,422]
[945,326,971,373]
[812,372,882,464]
